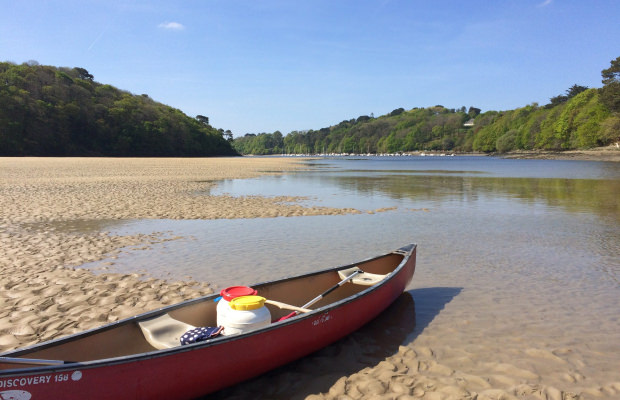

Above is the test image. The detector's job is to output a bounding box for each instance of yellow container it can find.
[229,295,266,311]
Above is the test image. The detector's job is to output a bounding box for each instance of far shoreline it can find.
[244,143,620,162]
[419,144,620,162]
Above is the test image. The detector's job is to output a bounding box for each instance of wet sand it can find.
[500,144,620,162]
[2,157,619,399]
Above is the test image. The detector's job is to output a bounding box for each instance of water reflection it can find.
[326,174,620,220]
[211,157,620,221]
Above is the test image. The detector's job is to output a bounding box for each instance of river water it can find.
[85,156,620,393]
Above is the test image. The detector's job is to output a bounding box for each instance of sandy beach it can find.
[0,157,362,349]
[2,157,619,399]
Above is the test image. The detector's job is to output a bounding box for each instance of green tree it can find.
[600,56,620,113]
[390,108,405,116]
[496,129,518,153]
[547,94,568,108]
[74,67,94,81]
[196,115,210,125]
[546,84,588,109]
[468,107,481,118]
[566,84,588,98]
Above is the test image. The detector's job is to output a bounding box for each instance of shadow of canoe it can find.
[207,287,461,399]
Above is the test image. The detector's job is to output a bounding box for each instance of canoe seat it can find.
[338,267,388,286]
[138,314,196,350]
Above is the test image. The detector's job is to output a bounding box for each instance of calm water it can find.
[82,156,620,387]
[87,156,619,288]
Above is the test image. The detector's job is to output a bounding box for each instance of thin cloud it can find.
[537,0,553,7]
[158,22,185,30]
[87,26,109,51]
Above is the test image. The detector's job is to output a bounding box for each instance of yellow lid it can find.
[229,295,266,311]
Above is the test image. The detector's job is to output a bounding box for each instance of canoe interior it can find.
[1,251,407,370]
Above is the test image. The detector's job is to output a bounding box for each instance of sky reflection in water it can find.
[81,156,620,289]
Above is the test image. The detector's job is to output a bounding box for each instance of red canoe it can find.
[0,244,416,400]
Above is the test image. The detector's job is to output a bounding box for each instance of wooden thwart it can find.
[338,267,387,286]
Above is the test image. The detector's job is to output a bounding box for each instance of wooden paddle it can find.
[278,269,363,321]
[264,300,311,314]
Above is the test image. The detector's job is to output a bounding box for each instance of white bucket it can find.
[216,286,257,327]
[220,295,271,336]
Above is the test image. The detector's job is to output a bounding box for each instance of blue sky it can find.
[2,1,619,136]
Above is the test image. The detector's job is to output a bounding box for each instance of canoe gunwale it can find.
[0,244,416,377]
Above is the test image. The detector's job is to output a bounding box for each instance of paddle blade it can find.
[277,312,297,322]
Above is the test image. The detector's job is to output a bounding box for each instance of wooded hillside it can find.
[0,62,237,156]
[2,58,618,157]
[234,57,620,155]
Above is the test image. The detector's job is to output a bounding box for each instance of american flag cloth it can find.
[180,326,224,345]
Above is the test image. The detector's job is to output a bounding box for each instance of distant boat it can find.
[0,245,417,400]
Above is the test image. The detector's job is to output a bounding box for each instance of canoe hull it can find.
[0,245,416,400]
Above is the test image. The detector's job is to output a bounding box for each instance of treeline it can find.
[0,62,237,156]
[234,57,620,155]
[233,107,479,155]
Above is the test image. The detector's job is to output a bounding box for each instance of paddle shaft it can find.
[301,269,362,309]
[0,356,72,366]
[277,269,363,322]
